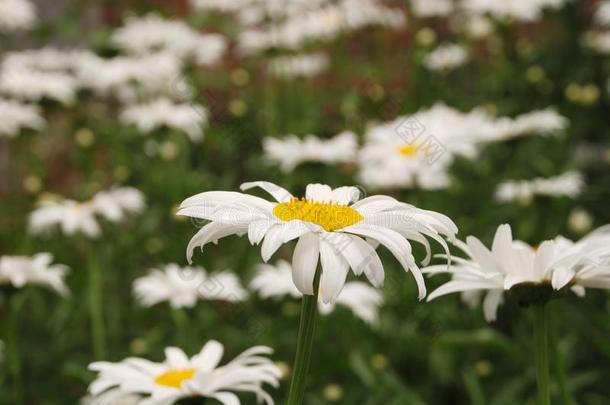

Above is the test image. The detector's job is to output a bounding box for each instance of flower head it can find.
[251,260,383,325]
[178,181,457,302]
[0,253,69,295]
[134,264,248,308]
[424,224,610,321]
[88,340,281,404]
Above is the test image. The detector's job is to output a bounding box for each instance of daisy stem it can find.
[533,303,550,405]
[88,255,106,360]
[286,271,321,405]
[5,292,24,405]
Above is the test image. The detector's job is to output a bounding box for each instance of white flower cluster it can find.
[28,187,145,238]
[0,253,69,295]
[111,14,227,66]
[263,131,357,172]
[462,0,568,22]
[268,52,329,78]
[358,104,568,190]
[495,171,585,203]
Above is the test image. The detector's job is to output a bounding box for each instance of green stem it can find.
[5,293,24,405]
[286,271,321,405]
[533,303,550,405]
[171,307,190,349]
[551,311,575,405]
[88,256,106,360]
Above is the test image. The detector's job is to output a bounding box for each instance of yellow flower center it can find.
[154,368,196,388]
[272,198,364,231]
[397,144,418,157]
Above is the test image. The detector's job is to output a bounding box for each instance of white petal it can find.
[292,233,320,295]
[305,183,332,201]
[330,186,361,204]
[241,181,293,202]
[319,236,350,303]
[552,267,575,290]
[482,290,504,322]
[192,340,224,372]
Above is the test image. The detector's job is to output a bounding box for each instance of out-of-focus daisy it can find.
[0,253,69,295]
[112,14,227,65]
[583,30,610,54]
[424,224,610,321]
[268,53,329,78]
[263,131,357,172]
[489,108,568,141]
[77,54,182,102]
[178,181,457,301]
[251,260,383,325]
[595,1,610,27]
[358,103,494,190]
[133,264,248,308]
[423,44,468,72]
[0,69,77,105]
[87,340,281,404]
[494,171,584,203]
[0,0,36,32]
[120,98,208,142]
[462,0,568,22]
[0,98,44,137]
[28,187,145,238]
[410,0,454,18]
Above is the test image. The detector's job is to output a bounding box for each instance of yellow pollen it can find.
[272,198,364,232]
[397,144,418,157]
[154,368,196,388]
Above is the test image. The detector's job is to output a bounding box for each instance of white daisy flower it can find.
[0,253,69,295]
[178,181,458,302]
[87,340,282,405]
[133,264,248,308]
[251,260,383,325]
[358,103,495,190]
[423,44,468,72]
[263,131,357,172]
[2,47,97,75]
[0,98,44,137]
[268,53,329,78]
[495,171,585,203]
[28,187,145,238]
[0,0,36,32]
[120,98,208,143]
[489,108,568,141]
[112,14,227,66]
[410,0,454,18]
[424,224,610,321]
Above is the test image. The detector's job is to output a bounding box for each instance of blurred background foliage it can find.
[1,0,610,404]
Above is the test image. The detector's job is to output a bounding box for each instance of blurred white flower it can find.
[410,0,454,18]
[28,187,145,238]
[268,52,329,78]
[595,1,610,27]
[495,171,584,203]
[178,181,457,302]
[237,0,405,54]
[583,30,610,54]
[112,14,227,65]
[133,264,248,308]
[263,131,357,172]
[87,340,281,405]
[120,98,208,142]
[0,69,78,105]
[423,43,468,72]
[0,253,69,295]
[568,208,594,235]
[0,0,36,32]
[3,47,97,74]
[424,224,610,321]
[0,98,44,137]
[358,103,494,190]
[462,0,568,22]
[251,260,383,325]
[488,108,568,141]
[77,54,183,102]
[462,15,494,38]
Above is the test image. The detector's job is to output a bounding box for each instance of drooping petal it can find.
[319,236,350,303]
[240,181,293,203]
[292,233,320,295]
